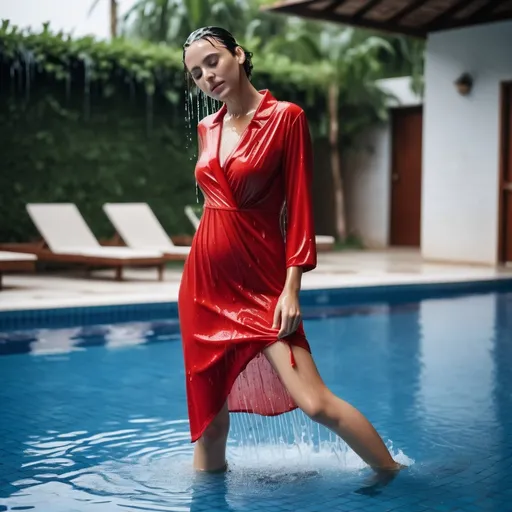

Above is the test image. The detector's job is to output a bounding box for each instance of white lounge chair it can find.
[25,203,172,281]
[183,205,335,250]
[0,251,37,290]
[184,205,201,230]
[103,203,190,256]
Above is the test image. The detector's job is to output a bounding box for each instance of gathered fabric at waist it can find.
[203,204,283,215]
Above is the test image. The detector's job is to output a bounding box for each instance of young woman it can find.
[179,26,402,474]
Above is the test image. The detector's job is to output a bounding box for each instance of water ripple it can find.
[1,414,411,511]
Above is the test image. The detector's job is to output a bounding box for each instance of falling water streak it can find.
[266,415,278,449]
[240,413,252,449]
[298,412,308,447]
[201,91,206,119]
[232,414,243,448]
[270,417,281,452]
[242,394,259,449]
[65,73,71,101]
[255,416,265,449]
[246,415,259,451]
[331,436,344,465]
[146,91,153,137]
[262,417,270,447]
[83,55,92,121]
[274,416,283,448]
[10,61,18,97]
[184,79,192,157]
[238,412,251,451]
[275,414,285,444]
[0,54,3,92]
[291,409,302,446]
[238,415,248,450]
[129,77,135,102]
[206,94,212,117]
[243,413,257,457]
[289,409,300,444]
[267,377,282,447]
[277,412,287,446]
[184,73,199,204]
[17,58,23,94]
[254,413,265,450]
[196,87,200,123]
[305,411,314,448]
[242,394,256,446]
[20,47,34,103]
[247,393,264,448]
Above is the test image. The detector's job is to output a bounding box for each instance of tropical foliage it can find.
[116,0,424,239]
[0,0,424,243]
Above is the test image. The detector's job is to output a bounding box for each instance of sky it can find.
[0,0,137,40]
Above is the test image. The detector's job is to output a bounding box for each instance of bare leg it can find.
[193,401,230,472]
[264,342,401,472]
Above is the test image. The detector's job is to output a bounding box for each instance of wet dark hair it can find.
[183,26,254,79]
[183,27,254,202]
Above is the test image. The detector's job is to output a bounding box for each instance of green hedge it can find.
[0,22,329,243]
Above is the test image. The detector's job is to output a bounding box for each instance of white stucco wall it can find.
[344,126,391,247]
[345,77,421,247]
[422,20,512,265]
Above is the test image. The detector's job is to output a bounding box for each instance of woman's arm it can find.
[273,266,304,338]
[273,109,317,339]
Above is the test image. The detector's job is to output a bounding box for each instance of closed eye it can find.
[190,53,219,81]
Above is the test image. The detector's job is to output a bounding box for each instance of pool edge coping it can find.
[1,274,512,316]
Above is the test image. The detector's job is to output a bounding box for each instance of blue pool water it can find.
[1,291,512,511]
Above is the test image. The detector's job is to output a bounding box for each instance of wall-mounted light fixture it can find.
[454,73,473,96]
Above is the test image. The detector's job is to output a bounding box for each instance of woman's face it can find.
[184,38,245,100]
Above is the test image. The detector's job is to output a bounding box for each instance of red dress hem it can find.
[189,335,311,443]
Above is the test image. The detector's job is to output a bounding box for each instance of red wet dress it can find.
[178,89,317,443]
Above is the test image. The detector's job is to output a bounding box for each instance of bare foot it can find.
[355,462,407,496]
[376,461,407,472]
[195,461,229,474]
[355,463,405,496]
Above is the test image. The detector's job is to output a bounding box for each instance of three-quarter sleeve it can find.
[282,109,317,272]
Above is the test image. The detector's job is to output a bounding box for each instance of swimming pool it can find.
[1,289,511,511]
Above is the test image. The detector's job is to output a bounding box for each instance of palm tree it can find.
[89,0,118,39]
[122,0,251,43]
[120,1,422,241]
[265,23,394,241]
[321,28,395,241]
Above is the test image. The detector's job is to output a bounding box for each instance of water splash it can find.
[0,415,411,511]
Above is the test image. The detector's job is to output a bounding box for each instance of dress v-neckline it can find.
[217,119,253,170]
[216,95,265,171]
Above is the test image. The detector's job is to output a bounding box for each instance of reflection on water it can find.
[0,320,182,356]
[1,292,512,511]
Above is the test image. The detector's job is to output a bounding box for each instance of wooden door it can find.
[389,106,423,247]
[499,83,512,264]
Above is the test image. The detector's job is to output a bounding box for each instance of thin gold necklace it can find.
[225,108,256,122]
